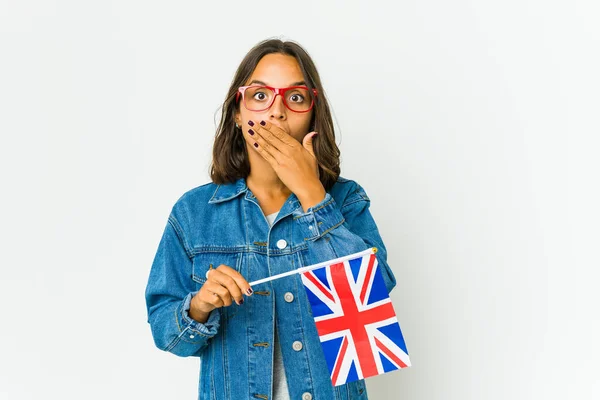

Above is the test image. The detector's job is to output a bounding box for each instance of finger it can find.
[247,129,280,167]
[208,267,246,305]
[213,264,253,297]
[200,281,226,308]
[254,120,295,145]
[249,120,296,154]
[203,279,234,307]
[302,131,318,157]
[203,280,229,306]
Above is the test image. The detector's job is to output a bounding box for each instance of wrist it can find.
[189,308,210,324]
[297,183,327,213]
[189,295,212,323]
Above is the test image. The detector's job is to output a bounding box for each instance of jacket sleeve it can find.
[294,182,397,293]
[145,213,221,357]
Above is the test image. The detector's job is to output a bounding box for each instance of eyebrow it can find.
[248,79,306,87]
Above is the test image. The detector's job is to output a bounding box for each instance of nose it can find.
[269,94,286,120]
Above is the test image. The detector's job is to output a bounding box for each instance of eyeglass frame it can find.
[235,85,319,113]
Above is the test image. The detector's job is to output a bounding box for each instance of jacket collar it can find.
[208,177,248,204]
[208,177,302,219]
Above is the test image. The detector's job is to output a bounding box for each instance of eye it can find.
[253,91,268,101]
[289,93,305,103]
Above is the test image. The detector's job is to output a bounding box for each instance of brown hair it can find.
[209,38,341,191]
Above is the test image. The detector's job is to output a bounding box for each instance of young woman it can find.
[145,38,397,400]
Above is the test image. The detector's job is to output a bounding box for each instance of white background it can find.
[1,1,598,399]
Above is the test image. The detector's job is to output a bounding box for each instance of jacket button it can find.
[292,341,303,351]
[284,292,294,303]
[302,393,312,400]
[276,239,288,249]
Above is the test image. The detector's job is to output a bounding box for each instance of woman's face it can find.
[235,53,314,144]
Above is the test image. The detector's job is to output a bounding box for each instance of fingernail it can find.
[260,120,266,126]
[239,298,244,305]
[248,129,254,135]
[246,288,253,295]
[253,142,258,148]
[248,120,255,126]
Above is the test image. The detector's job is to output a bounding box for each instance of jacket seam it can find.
[223,307,230,399]
[292,197,335,220]
[304,218,345,241]
[174,306,182,333]
[294,254,315,395]
[168,214,194,259]
[164,327,185,352]
[341,197,370,209]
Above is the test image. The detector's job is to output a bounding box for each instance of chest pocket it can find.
[191,251,244,322]
[191,251,243,285]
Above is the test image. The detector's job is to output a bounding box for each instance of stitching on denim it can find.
[292,197,334,220]
[210,334,216,400]
[341,197,370,209]
[164,327,185,352]
[208,184,221,202]
[208,184,247,203]
[174,306,182,333]
[234,252,242,271]
[221,253,244,322]
[191,252,243,284]
[311,197,334,212]
[294,253,315,394]
[190,246,248,256]
[164,337,181,352]
[189,245,309,257]
[222,307,230,399]
[187,324,217,338]
[304,218,345,241]
[241,194,250,256]
[168,214,194,259]
[321,218,345,236]
[246,299,251,400]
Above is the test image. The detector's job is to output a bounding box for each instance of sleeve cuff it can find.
[294,193,345,241]
[180,291,220,337]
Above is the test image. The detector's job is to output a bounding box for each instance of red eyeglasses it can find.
[236,85,318,113]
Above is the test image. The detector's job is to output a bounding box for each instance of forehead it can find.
[247,53,304,86]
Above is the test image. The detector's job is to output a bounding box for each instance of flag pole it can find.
[248,247,377,286]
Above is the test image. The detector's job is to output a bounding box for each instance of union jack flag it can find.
[300,251,411,386]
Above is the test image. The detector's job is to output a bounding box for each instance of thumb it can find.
[303,131,318,156]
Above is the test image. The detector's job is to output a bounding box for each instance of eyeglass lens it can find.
[244,86,312,112]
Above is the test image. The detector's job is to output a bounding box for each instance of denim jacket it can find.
[145,176,397,400]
